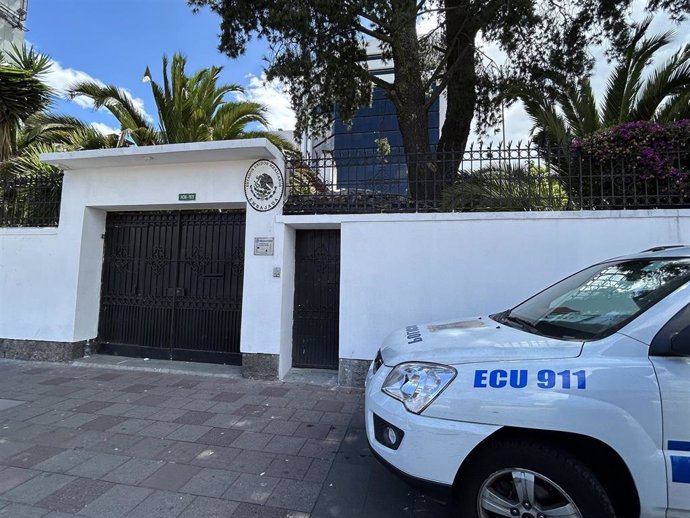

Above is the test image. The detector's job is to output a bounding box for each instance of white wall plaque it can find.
[254,237,275,256]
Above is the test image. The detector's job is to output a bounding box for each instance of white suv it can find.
[365,246,690,518]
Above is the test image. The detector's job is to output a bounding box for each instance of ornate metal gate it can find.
[292,230,341,369]
[98,211,245,364]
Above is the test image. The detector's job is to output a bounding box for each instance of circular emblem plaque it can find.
[244,159,285,212]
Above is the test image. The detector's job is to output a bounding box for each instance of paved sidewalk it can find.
[0,360,448,517]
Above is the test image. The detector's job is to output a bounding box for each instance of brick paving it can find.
[0,360,448,517]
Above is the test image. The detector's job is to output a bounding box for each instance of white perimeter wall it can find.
[281,210,690,362]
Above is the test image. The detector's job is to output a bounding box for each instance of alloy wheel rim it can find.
[477,468,583,518]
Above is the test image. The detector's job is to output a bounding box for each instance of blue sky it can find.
[26,0,297,133]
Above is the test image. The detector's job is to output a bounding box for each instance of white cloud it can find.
[240,73,296,131]
[91,122,120,135]
[43,59,150,121]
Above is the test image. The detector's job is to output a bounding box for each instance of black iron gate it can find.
[98,211,245,364]
[292,230,341,369]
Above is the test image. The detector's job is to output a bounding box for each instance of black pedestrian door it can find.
[98,211,245,364]
[292,230,341,369]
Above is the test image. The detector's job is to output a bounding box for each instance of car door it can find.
[650,302,690,517]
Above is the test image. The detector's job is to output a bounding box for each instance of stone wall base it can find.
[0,339,85,362]
[241,353,279,380]
[338,358,370,387]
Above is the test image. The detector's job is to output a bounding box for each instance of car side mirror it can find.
[670,327,690,356]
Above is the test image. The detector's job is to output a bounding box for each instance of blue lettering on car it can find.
[474,369,587,389]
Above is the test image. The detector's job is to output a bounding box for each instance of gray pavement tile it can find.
[85,433,142,455]
[230,502,299,518]
[5,445,66,469]
[0,503,49,517]
[101,458,166,485]
[312,400,345,413]
[3,472,76,505]
[223,473,280,505]
[298,439,339,461]
[70,401,112,414]
[310,463,370,517]
[46,387,81,398]
[122,437,175,459]
[230,417,271,433]
[66,453,129,479]
[106,418,153,435]
[89,373,121,381]
[203,414,241,429]
[211,392,243,403]
[180,468,240,498]
[136,421,183,438]
[264,455,313,481]
[181,399,217,411]
[303,459,332,484]
[263,435,307,456]
[0,439,32,461]
[165,424,212,442]
[293,423,334,440]
[230,432,273,451]
[319,412,352,426]
[32,428,80,448]
[59,431,109,450]
[121,406,158,419]
[121,384,155,394]
[39,378,73,386]
[77,484,152,517]
[266,478,322,512]
[29,411,75,426]
[158,397,193,409]
[197,427,243,447]
[78,416,126,432]
[92,403,132,417]
[133,395,169,407]
[290,410,323,424]
[260,387,290,397]
[179,496,239,517]
[33,450,94,474]
[208,401,243,414]
[227,450,275,475]
[262,408,295,421]
[262,419,300,436]
[148,408,188,422]
[168,380,199,390]
[37,478,113,514]
[141,463,201,492]
[189,445,241,470]
[173,410,215,425]
[157,441,208,463]
[43,512,80,518]
[0,467,40,494]
[54,414,98,430]
[233,405,266,417]
[126,490,195,518]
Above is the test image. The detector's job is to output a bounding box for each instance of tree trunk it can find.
[389,0,437,204]
[438,1,478,182]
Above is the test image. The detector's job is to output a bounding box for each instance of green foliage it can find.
[441,164,570,212]
[70,53,296,151]
[189,0,689,159]
[514,19,690,149]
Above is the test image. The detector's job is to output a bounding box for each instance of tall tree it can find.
[70,53,295,151]
[188,0,689,195]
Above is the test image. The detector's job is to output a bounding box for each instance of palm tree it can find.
[0,45,52,162]
[514,18,690,148]
[69,53,296,152]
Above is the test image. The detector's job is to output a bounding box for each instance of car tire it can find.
[453,439,617,518]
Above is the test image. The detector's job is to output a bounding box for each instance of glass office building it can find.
[0,0,27,54]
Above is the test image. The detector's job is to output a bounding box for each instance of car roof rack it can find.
[641,245,687,253]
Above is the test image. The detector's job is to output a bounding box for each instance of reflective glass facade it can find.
[330,87,440,193]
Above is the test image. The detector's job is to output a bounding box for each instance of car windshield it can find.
[500,258,690,340]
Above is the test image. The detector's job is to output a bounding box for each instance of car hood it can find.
[380,316,584,366]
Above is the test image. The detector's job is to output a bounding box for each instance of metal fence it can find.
[0,173,63,227]
[283,144,690,214]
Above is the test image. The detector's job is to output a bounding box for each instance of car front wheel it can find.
[453,440,617,518]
